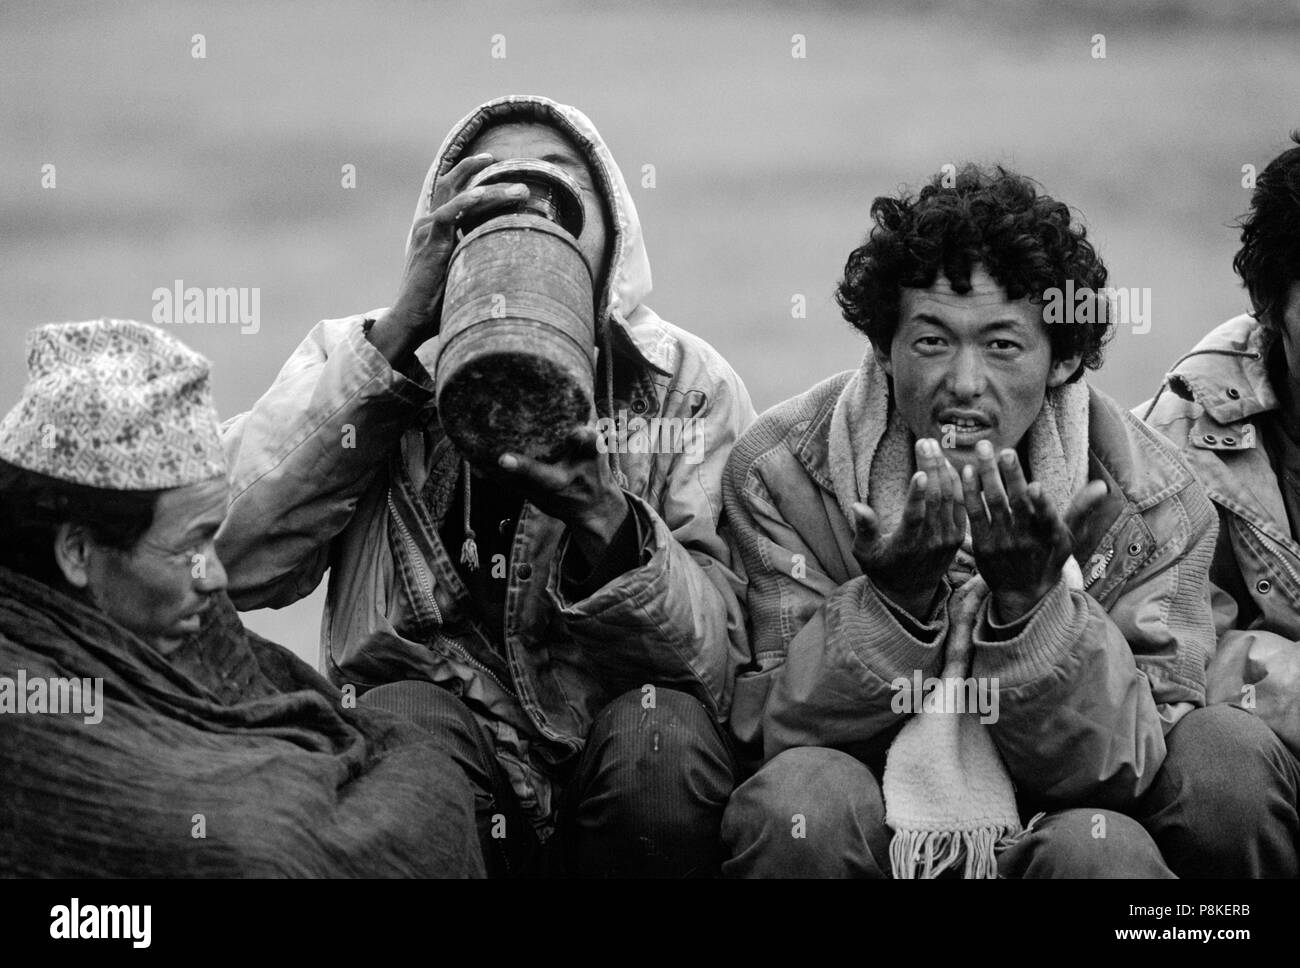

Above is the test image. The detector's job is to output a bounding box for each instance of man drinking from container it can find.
[217,95,754,877]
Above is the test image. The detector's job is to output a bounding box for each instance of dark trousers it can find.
[1137,704,1300,877]
[722,746,1174,878]
[361,681,735,877]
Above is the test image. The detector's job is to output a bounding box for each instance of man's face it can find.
[464,122,612,289]
[85,477,230,655]
[877,265,1079,473]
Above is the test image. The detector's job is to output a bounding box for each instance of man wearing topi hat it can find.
[217,96,755,876]
[0,318,483,877]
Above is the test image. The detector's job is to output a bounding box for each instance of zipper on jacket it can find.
[387,489,443,625]
[1242,519,1300,591]
[387,489,520,700]
[441,636,519,701]
[1083,547,1114,589]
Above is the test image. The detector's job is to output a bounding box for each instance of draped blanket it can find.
[0,567,480,878]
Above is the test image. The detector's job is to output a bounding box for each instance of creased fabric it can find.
[0,567,482,878]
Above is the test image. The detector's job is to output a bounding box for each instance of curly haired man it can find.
[720,164,1218,878]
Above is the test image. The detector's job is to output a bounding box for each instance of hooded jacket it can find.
[1140,313,1300,759]
[725,359,1217,809]
[216,96,755,824]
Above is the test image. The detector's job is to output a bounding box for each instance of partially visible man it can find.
[217,96,753,876]
[0,319,482,877]
[1138,132,1300,877]
[722,165,1218,878]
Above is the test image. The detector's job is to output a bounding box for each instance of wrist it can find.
[366,311,424,369]
[574,488,629,539]
[388,296,434,332]
[571,489,630,558]
[991,585,1050,625]
[872,577,941,620]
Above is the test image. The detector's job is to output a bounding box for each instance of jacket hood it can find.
[1161,313,1280,424]
[407,95,653,335]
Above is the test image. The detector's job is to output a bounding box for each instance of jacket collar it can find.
[1163,313,1279,423]
[1153,314,1296,542]
[790,373,848,495]
[609,307,673,378]
[788,373,1190,523]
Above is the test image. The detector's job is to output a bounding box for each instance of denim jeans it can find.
[361,680,735,877]
[1137,704,1300,877]
[721,746,1174,878]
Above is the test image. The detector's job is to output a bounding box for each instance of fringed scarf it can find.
[827,346,1088,878]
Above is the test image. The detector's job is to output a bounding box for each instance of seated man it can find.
[1138,132,1300,877]
[217,95,754,876]
[722,164,1217,878]
[0,319,481,877]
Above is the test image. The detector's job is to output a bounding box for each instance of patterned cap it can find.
[0,319,228,490]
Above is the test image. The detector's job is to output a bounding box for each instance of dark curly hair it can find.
[836,163,1112,382]
[1233,131,1300,332]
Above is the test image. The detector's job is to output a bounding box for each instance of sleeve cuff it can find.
[357,311,436,403]
[876,579,951,638]
[973,577,1082,685]
[828,576,948,683]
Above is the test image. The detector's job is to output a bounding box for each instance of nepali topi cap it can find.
[0,318,228,490]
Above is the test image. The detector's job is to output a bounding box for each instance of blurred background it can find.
[3,0,1299,664]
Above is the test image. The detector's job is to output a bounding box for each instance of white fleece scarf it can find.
[828,346,1088,878]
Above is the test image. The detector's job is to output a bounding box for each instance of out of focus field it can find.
[3,0,1299,664]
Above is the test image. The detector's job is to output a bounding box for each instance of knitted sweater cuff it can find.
[972,578,1082,686]
[829,575,949,682]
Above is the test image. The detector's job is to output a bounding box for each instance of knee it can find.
[586,687,729,779]
[1160,705,1288,801]
[566,689,733,876]
[1010,810,1172,878]
[1141,704,1299,877]
[358,680,495,789]
[578,687,733,821]
[727,747,882,824]
[360,680,479,736]
[722,747,889,877]
[592,686,716,735]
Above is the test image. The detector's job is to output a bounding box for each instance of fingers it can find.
[431,152,497,207]
[961,462,991,544]
[851,501,881,547]
[1024,481,1054,523]
[915,438,963,538]
[900,470,929,530]
[497,451,570,493]
[909,439,941,527]
[943,460,967,533]
[850,501,887,574]
[431,182,531,235]
[999,447,1032,517]
[975,440,1012,529]
[497,427,611,496]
